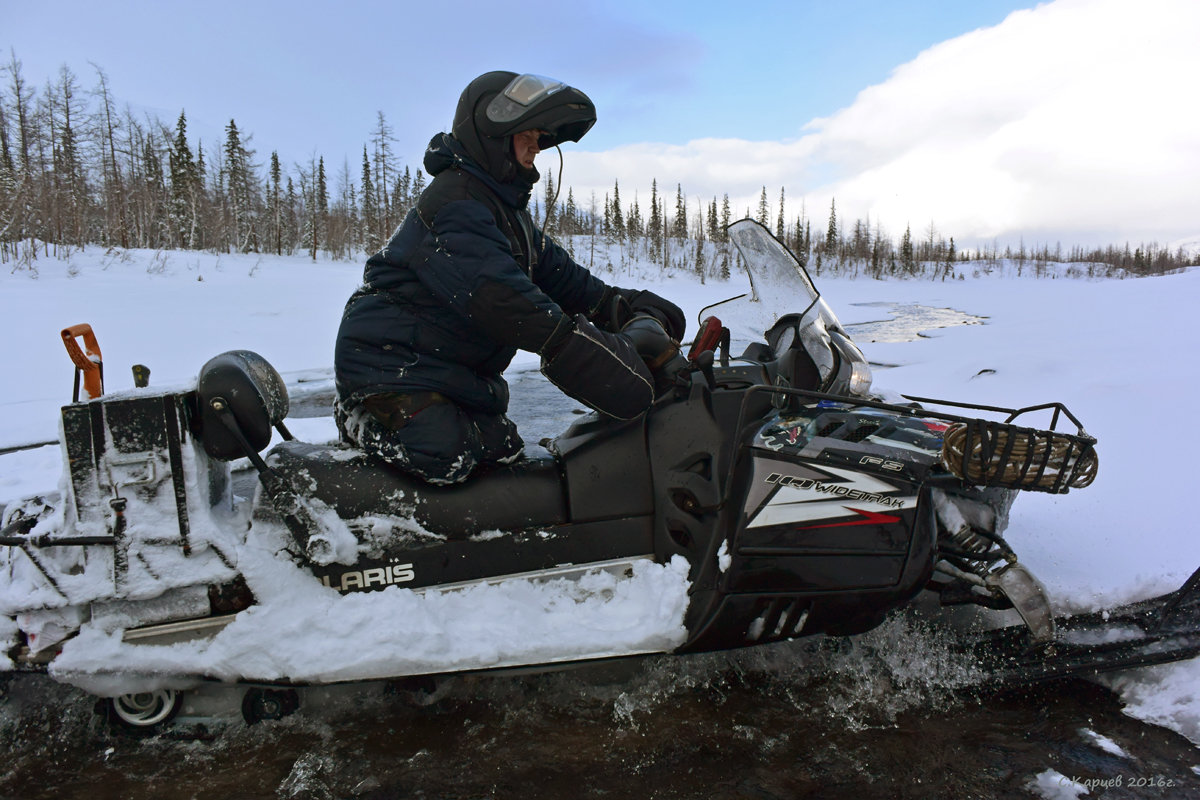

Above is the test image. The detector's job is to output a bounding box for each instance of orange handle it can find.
[61,323,104,399]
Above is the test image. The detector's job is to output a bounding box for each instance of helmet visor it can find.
[486,74,567,124]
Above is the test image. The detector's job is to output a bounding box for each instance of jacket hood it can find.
[452,71,521,184]
[423,133,535,210]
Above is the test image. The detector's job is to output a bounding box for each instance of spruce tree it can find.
[776,187,785,239]
[168,111,198,248]
[360,146,377,253]
[825,198,838,254]
[312,155,328,260]
[901,223,915,274]
[396,166,412,217]
[610,179,624,243]
[648,179,662,255]
[284,176,297,254]
[564,188,577,236]
[793,219,809,266]
[543,170,557,233]
[222,119,258,252]
[627,192,643,241]
[194,139,209,249]
[756,186,769,226]
[267,150,282,255]
[141,135,170,249]
[673,183,686,239]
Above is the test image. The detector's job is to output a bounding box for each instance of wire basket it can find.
[941,419,1098,494]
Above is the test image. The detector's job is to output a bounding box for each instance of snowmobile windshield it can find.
[728,219,820,313]
[728,219,872,395]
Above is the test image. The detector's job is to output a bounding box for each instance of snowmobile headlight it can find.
[848,360,873,397]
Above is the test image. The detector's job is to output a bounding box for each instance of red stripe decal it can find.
[795,507,902,530]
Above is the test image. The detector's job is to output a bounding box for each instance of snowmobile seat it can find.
[265,441,568,538]
[196,350,290,461]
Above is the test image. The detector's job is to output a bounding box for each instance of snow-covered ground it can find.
[1,244,1198,744]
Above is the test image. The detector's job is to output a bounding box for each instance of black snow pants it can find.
[335,391,524,485]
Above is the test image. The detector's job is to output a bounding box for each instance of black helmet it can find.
[452,71,597,182]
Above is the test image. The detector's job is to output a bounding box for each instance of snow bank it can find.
[51,543,691,695]
[1099,662,1200,746]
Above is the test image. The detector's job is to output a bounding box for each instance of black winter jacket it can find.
[334,134,608,415]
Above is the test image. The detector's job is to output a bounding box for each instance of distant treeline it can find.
[2,54,1196,279]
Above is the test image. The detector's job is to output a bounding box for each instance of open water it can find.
[843,302,986,344]
[3,617,1199,799]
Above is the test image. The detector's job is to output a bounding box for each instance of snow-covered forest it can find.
[3,54,1197,279]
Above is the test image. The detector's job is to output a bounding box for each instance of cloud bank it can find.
[563,0,1200,248]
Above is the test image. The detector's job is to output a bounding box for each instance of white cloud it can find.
[564,0,1200,247]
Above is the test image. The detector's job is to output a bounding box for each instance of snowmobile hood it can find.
[423,132,533,210]
[450,70,595,185]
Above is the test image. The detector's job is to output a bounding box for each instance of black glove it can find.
[590,287,686,342]
[541,315,654,420]
[626,290,686,342]
[621,315,688,396]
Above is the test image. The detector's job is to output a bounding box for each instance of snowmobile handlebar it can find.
[621,315,687,375]
[61,323,104,401]
[688,316,724,362]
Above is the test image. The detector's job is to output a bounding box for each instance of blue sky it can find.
[4,0,1198,247]
[3,0,1030,158]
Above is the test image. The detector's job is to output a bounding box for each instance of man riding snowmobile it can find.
[334,71,686,484]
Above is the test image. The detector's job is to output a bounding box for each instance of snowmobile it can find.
[2,220,1198,732]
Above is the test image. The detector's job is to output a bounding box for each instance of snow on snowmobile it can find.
[3,219,1199,732]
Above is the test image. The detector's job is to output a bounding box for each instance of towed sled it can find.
[3,220,1199,732]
